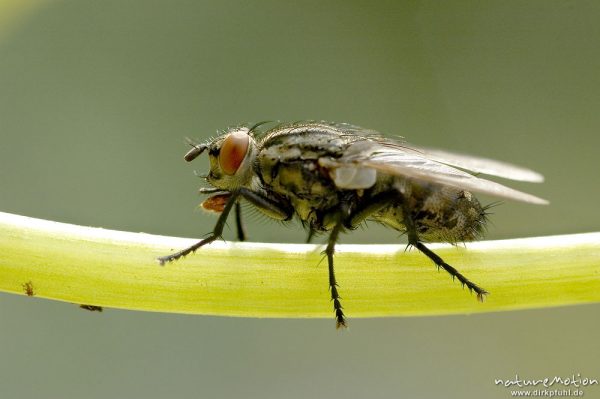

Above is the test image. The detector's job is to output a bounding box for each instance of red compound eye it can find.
[219,130,249,175]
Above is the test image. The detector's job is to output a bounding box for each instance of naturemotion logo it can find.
[494,374,597,397]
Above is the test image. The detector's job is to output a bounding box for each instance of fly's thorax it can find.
[255,128,355,227]
[205,127,258,191]
[257,129,347,197]
[258,154,340,224]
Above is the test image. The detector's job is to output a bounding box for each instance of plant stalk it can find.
[1,211,599,318]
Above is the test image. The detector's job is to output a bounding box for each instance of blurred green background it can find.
[1,1,598,398]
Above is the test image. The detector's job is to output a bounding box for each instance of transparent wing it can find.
[320,140,548,205]
[322,122,544,182]
[415,147,544,183]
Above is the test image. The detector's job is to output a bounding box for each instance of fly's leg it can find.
[159,188,293,265]
[198,187,222,194]
[325,216,346,329]
[234,201,246,241]
[402,208,488,301]
[305,228,317,243]
[199,188,246,241]
[158,192,241,265]
[322,192,397,328]
[346,192,399,228]
[238,187,293,221]
[413,241,488,301]
[347,192,488,301]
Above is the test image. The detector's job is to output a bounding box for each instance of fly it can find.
[158,121,548,328]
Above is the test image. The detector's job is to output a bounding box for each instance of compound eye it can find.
[219,130,249,175]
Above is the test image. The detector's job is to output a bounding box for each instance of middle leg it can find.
[325,217,346,329]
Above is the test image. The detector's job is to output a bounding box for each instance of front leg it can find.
[199,188,246,241]
[238,187,293,221]
[234,202,246,241]
[158,191,240,265]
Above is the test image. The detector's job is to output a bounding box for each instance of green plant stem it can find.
[1,211,599,318]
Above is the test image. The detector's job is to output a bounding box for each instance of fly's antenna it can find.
[184,139,208,162]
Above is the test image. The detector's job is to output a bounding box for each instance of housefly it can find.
[159,121,547,328]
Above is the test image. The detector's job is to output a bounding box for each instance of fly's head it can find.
[185,127,257,191]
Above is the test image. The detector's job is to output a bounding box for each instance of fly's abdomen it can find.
[409,185,486,243]
[374,183,486,243]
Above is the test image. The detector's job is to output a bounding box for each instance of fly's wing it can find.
[416,147,544,183]
[319,140,548,205]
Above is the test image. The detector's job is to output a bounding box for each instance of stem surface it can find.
[1,212,599,318]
